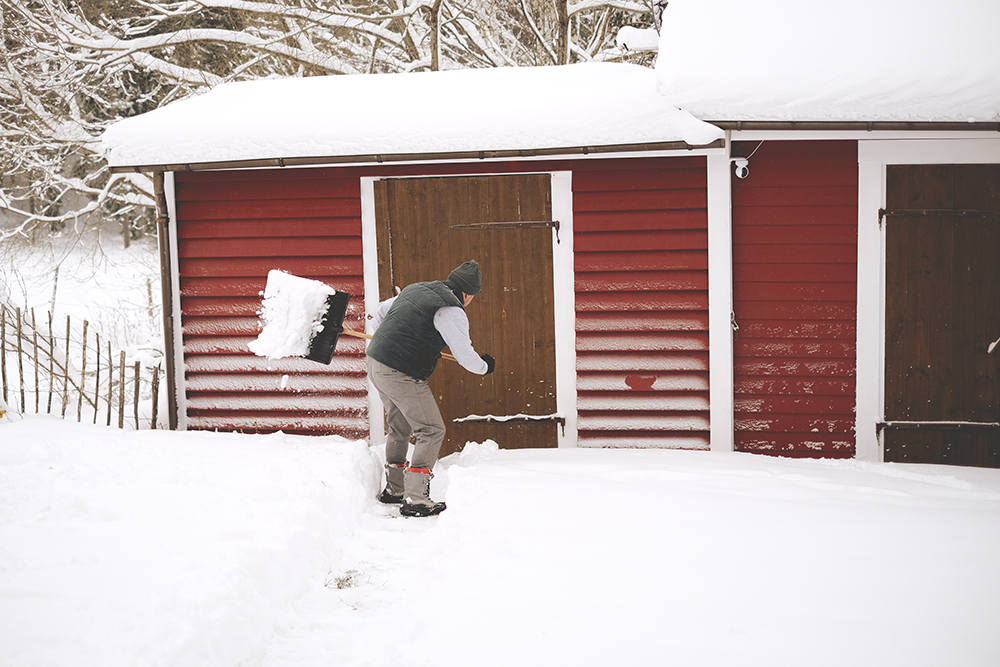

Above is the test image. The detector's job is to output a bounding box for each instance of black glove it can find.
[480,353,495,375]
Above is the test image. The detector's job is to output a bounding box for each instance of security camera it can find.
[732,158,749,179]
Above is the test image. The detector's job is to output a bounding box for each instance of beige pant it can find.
[366,357,446,470]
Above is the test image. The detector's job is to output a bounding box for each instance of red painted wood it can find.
[179,237,363,258]
[575,250,707,272]
[576,270,707,292]
[573,167,707,192]
[176,218,361,239]
[574,189,707,212]
[176,176,360,201]
[575,291,708,312]
[735,263,857,283]
[734,206,857,227]
[733,224,857,245]
[733,244,856,264]
[179,276,364,298]
[179,257,364,278]
[574,209,707,232]
[575,311,709,332]
[732,141,858,458]
[573,229,707,252]
[733,186,857,207]
[733,282,857,302]
[178,198,360,221]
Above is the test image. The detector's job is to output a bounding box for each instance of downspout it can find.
[153,171,179,430]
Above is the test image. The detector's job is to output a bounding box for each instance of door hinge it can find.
[451,220,561,243]
[731,311,739,342]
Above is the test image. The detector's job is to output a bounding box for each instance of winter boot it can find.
[400,467,446,517]
[378,461,407,504]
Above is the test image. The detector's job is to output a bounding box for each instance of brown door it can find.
[373,174,558,456]
[883,165,1000,467]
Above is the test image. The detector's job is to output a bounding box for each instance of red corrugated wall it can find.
[573,156,710,449]
[173,157,709,446]
[175,168,368,437]
[731,141,858,457]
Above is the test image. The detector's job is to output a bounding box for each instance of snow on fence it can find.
[0,303,162,429]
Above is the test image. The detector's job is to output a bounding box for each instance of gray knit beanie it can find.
[446,260,482,295]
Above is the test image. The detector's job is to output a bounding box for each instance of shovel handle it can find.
[341,328,457,362]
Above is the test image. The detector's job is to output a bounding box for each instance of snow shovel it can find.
[305,293,457,364]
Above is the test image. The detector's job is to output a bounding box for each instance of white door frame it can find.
[360,171,578,448]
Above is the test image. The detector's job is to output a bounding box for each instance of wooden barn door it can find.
[883,165,1000,467]
[373,174,558,456]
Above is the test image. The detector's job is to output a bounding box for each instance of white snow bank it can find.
[656,0,1000,122]
[3,420,1000,667]
[248,270,334,360]
[0,417,377,667]
[102,63,724,168]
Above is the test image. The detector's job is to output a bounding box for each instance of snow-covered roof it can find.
[102,63,724,170]
[655,0,1000,123]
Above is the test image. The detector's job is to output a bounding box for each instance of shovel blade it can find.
[304,291,351,364]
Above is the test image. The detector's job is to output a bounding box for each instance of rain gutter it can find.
[714,120,1000,132]
[108,139,727,174]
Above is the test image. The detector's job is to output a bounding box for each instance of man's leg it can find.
[368,358,414,501]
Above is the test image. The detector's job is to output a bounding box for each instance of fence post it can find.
[118,350,126,429]
[133,360,140,430]
[62,316,70,417]
[1,306,7,405]
[93,333,100,425]
[151,365,160,430]
[106,341,113,426]
[47,311,54,414]
[16,307,24,412]
[78,320,89,423]
[32,309,39,414]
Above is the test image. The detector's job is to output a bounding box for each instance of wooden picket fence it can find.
[1,302,162,429]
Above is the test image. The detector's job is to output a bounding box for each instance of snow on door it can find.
[374,174,558,456]
[883,165,1000,467]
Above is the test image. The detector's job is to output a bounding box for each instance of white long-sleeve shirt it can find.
[371,296,489,375]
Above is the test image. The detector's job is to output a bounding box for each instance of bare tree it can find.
[0,0,656,242]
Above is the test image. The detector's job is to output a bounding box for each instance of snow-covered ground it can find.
[2,415,999,667]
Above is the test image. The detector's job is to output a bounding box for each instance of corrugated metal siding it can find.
[731,141,858,457]
[573,157,710,449]
[175,169,368,437]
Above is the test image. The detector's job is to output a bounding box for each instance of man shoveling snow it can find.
[367,260,495,517]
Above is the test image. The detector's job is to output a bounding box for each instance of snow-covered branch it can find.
[0,0,656,245]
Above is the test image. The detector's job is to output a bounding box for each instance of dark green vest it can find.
[366,281,463,380]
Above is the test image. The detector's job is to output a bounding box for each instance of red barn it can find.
[105,6,1000,467]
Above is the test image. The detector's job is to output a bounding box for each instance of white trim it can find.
[551,171,577,448]
[163,172,188,430]
[855,160,884,462]
[707,143,735,452]
[856,137,1000,462]
[858,138,1000,164]
[359,171,578,448]
[359,177,384,447]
